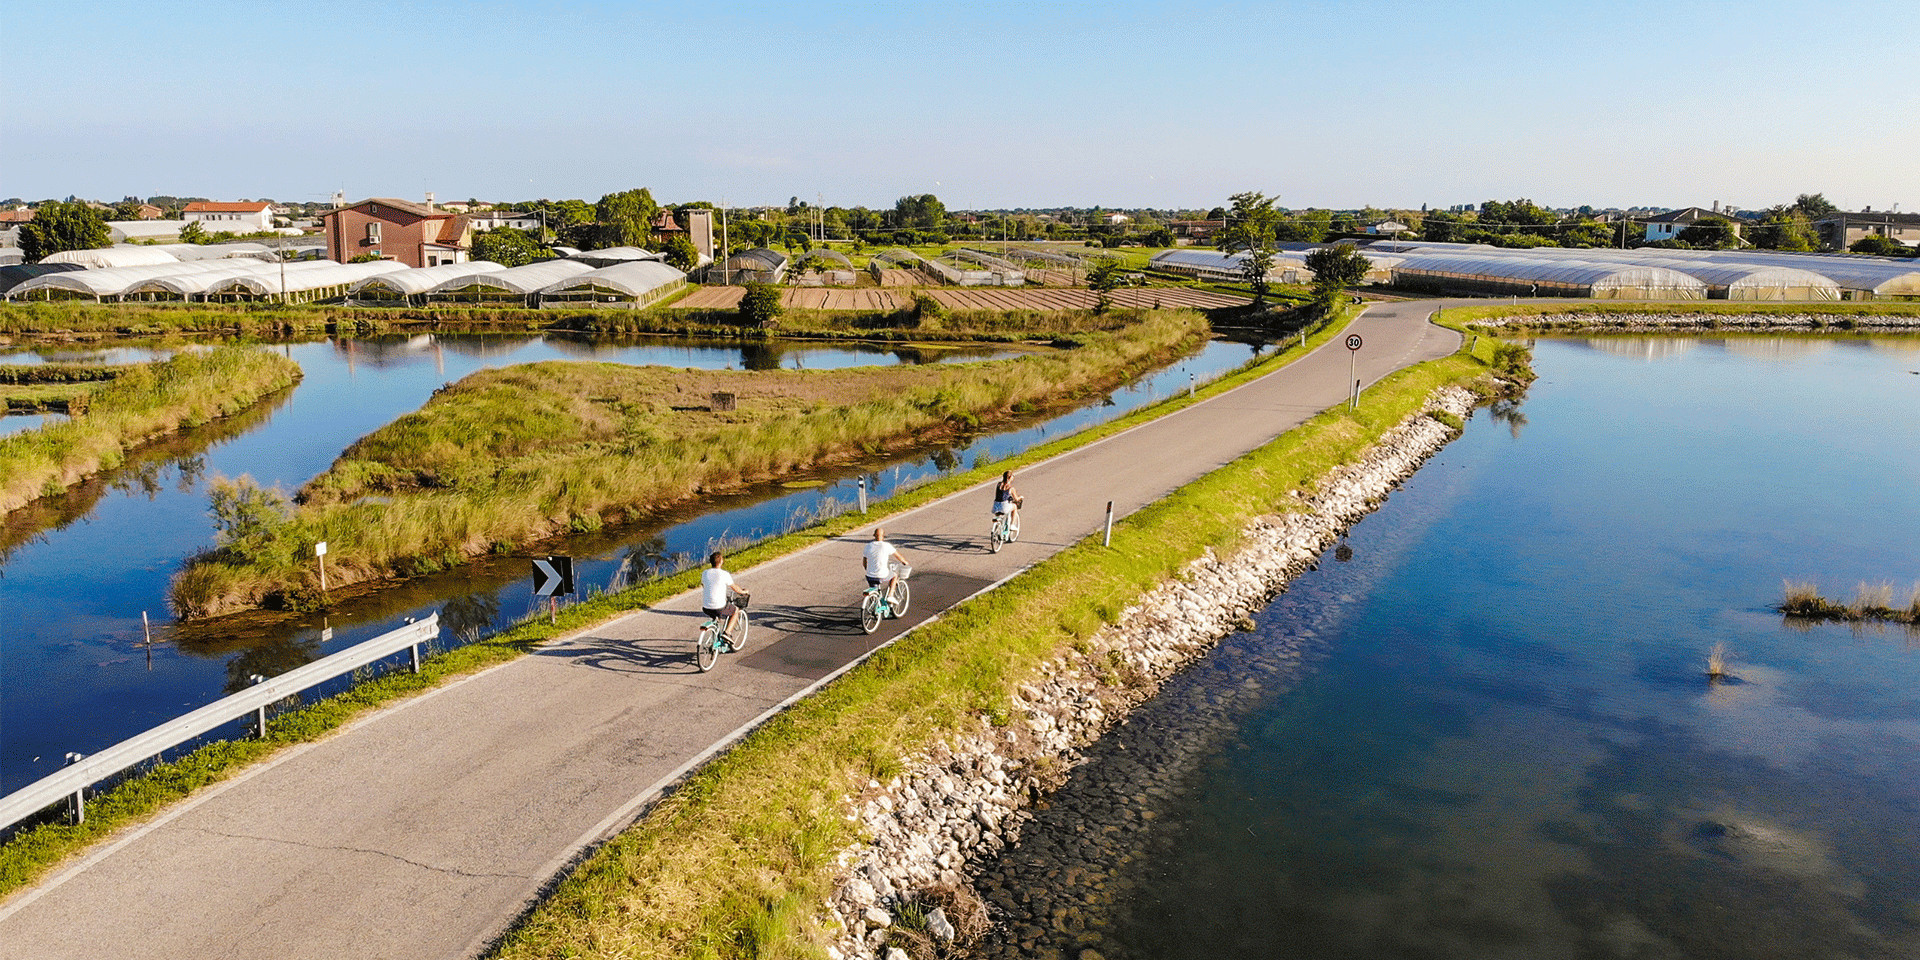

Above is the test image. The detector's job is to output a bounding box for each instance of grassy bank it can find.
[488,339,1504,959]
[0,348,301,514]
[1779,580,1920,624]
[0,307,1358,897]
[168,311,1209,618]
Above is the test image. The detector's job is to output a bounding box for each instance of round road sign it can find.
[1346,334,1363,351]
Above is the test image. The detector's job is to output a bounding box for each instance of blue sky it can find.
[4,0,1915,212]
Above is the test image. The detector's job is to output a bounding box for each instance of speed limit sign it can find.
[1346,334,1363,351]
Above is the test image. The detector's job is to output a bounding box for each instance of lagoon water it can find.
[991,335,1920,960]
[1,331,1265,795]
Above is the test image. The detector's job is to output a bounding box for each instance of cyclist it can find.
[992,470,1024,536]
[862,527,906,604]
[700,551,747,648]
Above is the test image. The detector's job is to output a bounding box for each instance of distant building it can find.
[183,201,274,233]
[1363,219,1412,236]
[1813,210,1920,251]
[467,210,544,233]
[684,209,714,260]
[322,198,470,268]
[1104,213,1131,225]
[133,203,165,220]
[1643,207,1741,243]
[1168,219,1223,241]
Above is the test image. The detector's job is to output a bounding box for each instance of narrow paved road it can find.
[0,304,1459,960]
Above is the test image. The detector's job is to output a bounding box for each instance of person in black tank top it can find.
[993,470,1023,533]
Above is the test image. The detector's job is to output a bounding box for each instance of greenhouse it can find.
[8,260,244,301]
[716,248,788,284]
[537,261,688,308]
[0,263,84,295]
[568,246,663,268]
[120,261,337,301]
[202,261,408,303]
[423,260,594,306]
[1620,259,1839,300]
[345,262,505,305]
[39,246,181,268]
[1389,254,1708,299]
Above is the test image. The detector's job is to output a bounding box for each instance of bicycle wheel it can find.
[989,519,1002,553]
[891,580,911,618]
[860,591,882,634]
[695,624,720,672]
[727,611,750,651]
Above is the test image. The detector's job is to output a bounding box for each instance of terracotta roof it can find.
[0,210,34,223]
[321,198,453,221]
[436,214,471,245]
[184,201,272,213]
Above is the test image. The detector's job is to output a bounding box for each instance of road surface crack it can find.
[184,826,529,880]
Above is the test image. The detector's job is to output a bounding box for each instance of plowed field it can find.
[927,288,1249,312]
[670,286,908,311]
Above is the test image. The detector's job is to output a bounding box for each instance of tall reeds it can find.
[1776,578,1920,624]
[169,313,1208,617]
[0,348,301,514]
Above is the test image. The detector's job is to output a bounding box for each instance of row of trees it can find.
[1420,194,1843,252]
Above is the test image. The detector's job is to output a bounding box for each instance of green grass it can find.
[0,348,302,513]
[488,326,1501,960]
[168,312,1211,619]
[0,306,1365,901]
[3,381,105,412]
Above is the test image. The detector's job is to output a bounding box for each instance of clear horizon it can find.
[4,0,1915,214]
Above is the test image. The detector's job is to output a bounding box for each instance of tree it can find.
[1241,248,1276,303]
[1750,206,1817,251]
[594,188,658,248]
[739,282,783,328]
[890,194,946,230]
[469,227,547,267]
[1305,242,1371,314]
[1850,234,1914,256]
[1086,259,1123,314]
[1792,193,1838,219]
[178,221,210,244]
[1213,191,1278,253]
[660,234,699,272]
[1675,216,1740,249]
[18,200,109,262]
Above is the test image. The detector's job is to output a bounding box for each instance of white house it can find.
[467,210,545,232]
[182,201,274,234]
[1644,206,1741,244]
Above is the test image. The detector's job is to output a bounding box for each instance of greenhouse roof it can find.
[0,262,85,294]
[40,246,180,268]
[1392,254,1710,291]
[123,260,337,297]
[208,260,408,296]
[724,248,788,270]
[540,261,686,297]
[347,261,505,297]
[8,260,238,298]
[425,259,593,296]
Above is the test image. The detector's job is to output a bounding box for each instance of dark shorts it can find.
[703,604,735,620]
[865,576,885,589]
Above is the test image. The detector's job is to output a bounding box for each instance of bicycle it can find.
[989,508,1020,553]
[858,563,911,634]
[694,592,750,672]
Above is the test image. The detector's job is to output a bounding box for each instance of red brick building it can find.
[321,198,471,268]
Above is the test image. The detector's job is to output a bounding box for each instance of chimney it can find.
[331,190,345,209]
[1711,200,1719,213]
[425,191,436,210]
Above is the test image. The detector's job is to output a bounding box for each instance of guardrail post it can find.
[251,675,268,738]
[65,753,85,824]
[407,617,422,673]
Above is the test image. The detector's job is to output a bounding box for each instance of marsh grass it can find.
[168,312,1209,618]
[1777,578,1920,624]
[0,348,301,514]
[1705,641,1731,680]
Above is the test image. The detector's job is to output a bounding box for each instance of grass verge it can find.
[167,311,1209,618]
[486,337,1501,959]
[0,348,301,514]
[0,307,1361,899]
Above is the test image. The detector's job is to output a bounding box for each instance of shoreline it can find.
[824,383,1482,960]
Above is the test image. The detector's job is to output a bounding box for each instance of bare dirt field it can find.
[875,269,920,287]
[671,287,908,311]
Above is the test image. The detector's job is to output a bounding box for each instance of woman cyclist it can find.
[992,470,1024,536]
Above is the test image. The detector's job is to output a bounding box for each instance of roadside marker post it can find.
[858,477,868,514]
[315,541,329,599]
[531,556,575,623]
[1104,501,1114,547]
[1346,334,1364,410]
[64,753,85,823]
[250,675,268,738]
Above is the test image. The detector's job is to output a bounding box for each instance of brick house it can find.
[183,201,274,233]
[321,198,471,268]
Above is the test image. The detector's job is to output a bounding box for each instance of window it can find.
[366,222,382,243]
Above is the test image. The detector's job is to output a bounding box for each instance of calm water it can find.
[1,331,1267,794]
[1044,335,1920,960]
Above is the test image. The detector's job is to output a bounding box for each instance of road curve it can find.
[0,304,1460,960]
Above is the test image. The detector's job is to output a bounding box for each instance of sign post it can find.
[532,556,575,624]
[1345,334,1364,410]
[314,541,329,599]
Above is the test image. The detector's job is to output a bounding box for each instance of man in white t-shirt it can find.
[862,528,906,603]
[700,552,746,645]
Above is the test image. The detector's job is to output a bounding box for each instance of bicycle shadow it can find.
[888,531,985,554]
[540,633,701,674]
[749,601,867,637]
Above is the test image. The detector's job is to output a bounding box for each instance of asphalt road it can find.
[0,303,1460,960]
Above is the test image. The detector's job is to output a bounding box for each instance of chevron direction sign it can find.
[531,556,575,597]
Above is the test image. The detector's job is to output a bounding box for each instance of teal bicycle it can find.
[859,563,911,634]
[695,592,750,672]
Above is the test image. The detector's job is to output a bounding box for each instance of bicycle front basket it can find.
[735,592,751,610]
[893,563,913,581]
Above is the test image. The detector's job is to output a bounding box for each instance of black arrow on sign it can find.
[531,556,575,596]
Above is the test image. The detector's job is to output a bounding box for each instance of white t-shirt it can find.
[700,567,735,609]
[863,540,900,579]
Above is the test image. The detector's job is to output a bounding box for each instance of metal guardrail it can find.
[0,614,441,831]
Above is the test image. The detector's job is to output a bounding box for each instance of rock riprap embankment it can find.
[823,386,1481,960]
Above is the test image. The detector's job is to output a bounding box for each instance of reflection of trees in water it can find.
[929,446,960,474]
[223,634,321,693]
[609,537,686,591]
[1575,337,1696,361]
[0,387,290,565]
[1489,398,1528,439]
[1718,337,1835,363]
[740,342,784,371]
[440,592,503,643]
